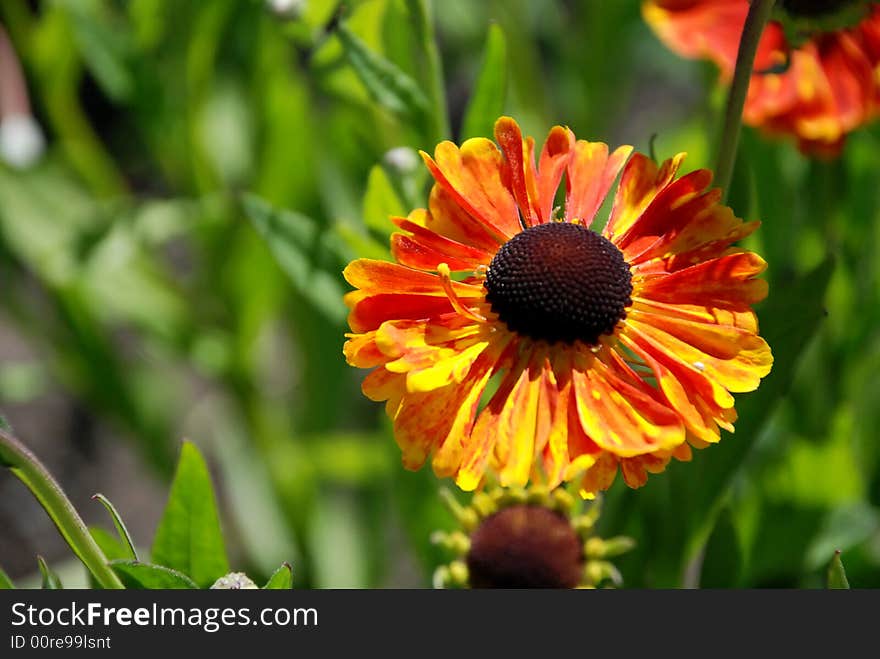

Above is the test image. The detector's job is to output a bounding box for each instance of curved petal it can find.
[605,152,686,242]
[576,452,618,499]
[390,346,501,475]
[495,116,541,227]
[565,141,633,226]
[571,353,685,457]
[635,251,768,309]
[421,138,521,240]
[390,210,494,272]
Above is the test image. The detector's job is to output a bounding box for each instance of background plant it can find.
[0,0,878,588]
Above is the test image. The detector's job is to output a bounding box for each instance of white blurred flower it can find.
[267,0,306,19]
[0,113,45,169]
[383,146,419,174]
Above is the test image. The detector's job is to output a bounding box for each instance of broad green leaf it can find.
[37,556,62,590]
[242,194,347,323]
[826,551,850,589]
[681,257,836,563]
[0,566,16,589]
[460,23,508,141]
[92,493,138,560]
[151,441,229,588]
[111,560,199,590]
[263,563,294,589]
[336,22,431,130]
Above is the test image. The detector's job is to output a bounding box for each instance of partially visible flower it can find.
[343,117,772,497]
[643,0,880,155]
[432,486,633,589]
[210,572,259,589]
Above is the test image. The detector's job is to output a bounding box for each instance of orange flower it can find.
[343,117,773,497]
[643,0,880,155]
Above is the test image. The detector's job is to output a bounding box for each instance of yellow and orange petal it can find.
[343,116,772,497]
[643,0,880,155]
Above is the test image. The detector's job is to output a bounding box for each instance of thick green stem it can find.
[0,428,125,589]
[715,0,776,202]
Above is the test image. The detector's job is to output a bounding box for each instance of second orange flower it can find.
[644,0,880,156]
[344,117,773,497]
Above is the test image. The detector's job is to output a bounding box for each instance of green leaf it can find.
[111,560,199,590]
[0,413,11,433]
[89,527,131,562]
[403,0,450,141]
[263,563,294,589]
[460,23,508,141]
[242,194,347,323]
[336,22,431,130]
[37,556,63,590]
[0,566,16,589]
[681,257,836,561]
[826,551,850,589]
[92,493,138,560]
[363,165,406,235]
[151,441,229,588]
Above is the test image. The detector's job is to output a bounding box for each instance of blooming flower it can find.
[343,117,772,497]
[643,0,880,155]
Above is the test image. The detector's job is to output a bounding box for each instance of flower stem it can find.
[715,0,776,202]
[0,427,125,589]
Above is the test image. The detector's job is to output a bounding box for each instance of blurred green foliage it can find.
[0,0,878,588]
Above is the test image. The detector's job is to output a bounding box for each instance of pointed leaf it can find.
[826,551,850,589]
[242,194,346,323]
[336,23,431,129]
[151,441,229,587]
[461,23,508,141]
[92,493,138,560]
[263,562,294,589]
[37,556,62,590]
[111,560,199,590]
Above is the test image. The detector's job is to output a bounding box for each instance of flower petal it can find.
[571,353,685,457]
[604,152,686,242]
[392,348,499,475]
[495,116,541,227]
[635,251,768,307]
[565,141,632,225]
[537,126,576,223]
[421,138,521,240]
[576,452,618,499]
[390,211,494,272]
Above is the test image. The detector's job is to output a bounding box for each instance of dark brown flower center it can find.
[484,222,632,345]
[780,0,858,17]
[466,505,584,589]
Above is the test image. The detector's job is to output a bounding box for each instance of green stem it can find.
[0,428,125,589]
[715,0,776,202]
